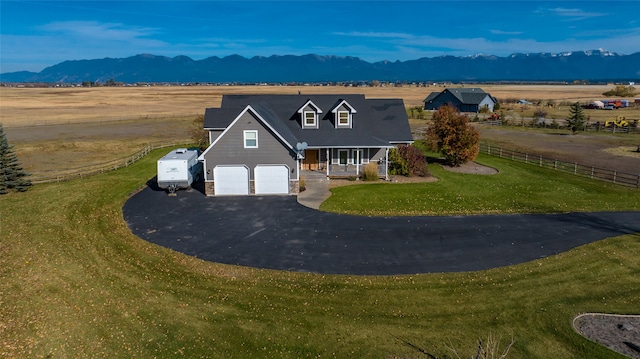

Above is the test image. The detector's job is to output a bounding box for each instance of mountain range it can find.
[2,49,639,83]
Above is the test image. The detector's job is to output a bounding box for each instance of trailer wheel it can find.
[167,184,177,195]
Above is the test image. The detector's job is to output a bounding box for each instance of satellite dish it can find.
[295,142,308,151]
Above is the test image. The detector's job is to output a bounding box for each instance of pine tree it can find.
[0,124,31,194]
[566,102,586,134]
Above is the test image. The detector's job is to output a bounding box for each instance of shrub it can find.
[602,85,636,97]
[361,162,379,181]
[389,144,429,177]
[299,176,306,192]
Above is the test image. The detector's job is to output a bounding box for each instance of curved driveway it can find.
[123,186,640,275]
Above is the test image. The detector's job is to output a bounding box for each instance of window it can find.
[338,111,350,126]
[352,149,363,165]
[243,130,258,148]
[304,111,316,127]
[338,150,348,165]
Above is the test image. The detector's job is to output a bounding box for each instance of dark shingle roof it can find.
[424,88,494,106]
[447,88,490,105]
[208,94,413,148]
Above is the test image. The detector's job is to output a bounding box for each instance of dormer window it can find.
[331,99,357,129]
[304,111,317,127]
[337,111,350,126]
[297,99,322,129]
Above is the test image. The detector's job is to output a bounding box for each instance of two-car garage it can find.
[213,165,290,196]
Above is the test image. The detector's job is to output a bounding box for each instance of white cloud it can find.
[39,21,160,41]
[542,7,607,21]
[332,31,416,39]
[490,29,523,36]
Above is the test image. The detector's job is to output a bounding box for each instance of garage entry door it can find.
[255,165,289,195]
[214,166,249,195]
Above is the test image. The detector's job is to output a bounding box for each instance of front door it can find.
[303,149,319,170]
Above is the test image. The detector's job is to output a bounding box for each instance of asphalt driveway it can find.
[122,186,640,275]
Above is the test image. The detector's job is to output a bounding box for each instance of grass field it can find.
[1,149,639,358]
[1,84,634,127]
[321,154,640,216]
[2,84,639,175]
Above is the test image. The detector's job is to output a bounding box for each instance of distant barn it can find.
[424,88,497,112]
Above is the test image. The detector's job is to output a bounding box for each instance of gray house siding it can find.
[477,96,495,112]
[208,130,224,144]
[203,111,297,181]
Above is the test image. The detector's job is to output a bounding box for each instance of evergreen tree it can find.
[566,102,586,134]
[0,124,31,194]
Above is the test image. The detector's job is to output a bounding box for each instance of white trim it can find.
[331,99,356,129]
[199,105,295,160]
[297,100,323,114]
[243,130,258,148]
[336,110,351,128]
[336,149,349,165]
[326,148,330,176]
[303,110,317,128]
[330,99,357,114]
[352,149,363,165]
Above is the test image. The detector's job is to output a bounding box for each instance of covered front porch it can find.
[300,147,390,179]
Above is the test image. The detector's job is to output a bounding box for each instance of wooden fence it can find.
[479,143,640,188]
[30,142,191,184]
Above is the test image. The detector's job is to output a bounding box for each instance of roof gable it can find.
[198,104,295,160]
[330,99,357,114]
[297,99,323,114]
[425,88,495,106]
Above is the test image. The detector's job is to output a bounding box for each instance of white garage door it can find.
[255,165,289,195]
[214,166,249,195]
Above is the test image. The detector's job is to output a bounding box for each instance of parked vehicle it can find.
[157,148,202,194]
[601,99,629,109]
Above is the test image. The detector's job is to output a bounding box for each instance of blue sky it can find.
[1,1,639,73]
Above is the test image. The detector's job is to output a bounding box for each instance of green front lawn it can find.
[321,154,640,216]
[1,149,639,358]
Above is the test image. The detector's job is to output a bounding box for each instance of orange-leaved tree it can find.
[427,105,480,166]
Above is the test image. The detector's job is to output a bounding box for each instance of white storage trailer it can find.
[157,148,202,193]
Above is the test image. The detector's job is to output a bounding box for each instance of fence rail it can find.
[479,143,640,188]
[30,142,191,184]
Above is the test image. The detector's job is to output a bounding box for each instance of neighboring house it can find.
[198,94,413,196]
[424,88,497,112]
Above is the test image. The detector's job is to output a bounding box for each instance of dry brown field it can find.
[1,84,639,175]
[0,84,623,127]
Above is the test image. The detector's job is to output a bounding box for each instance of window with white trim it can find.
[337,111,350,127]
[243,130,258,148]
[304,111,316,127]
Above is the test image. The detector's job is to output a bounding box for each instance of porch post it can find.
[356,148,360,176]
[385,147,389,181]
[326,148,330,177]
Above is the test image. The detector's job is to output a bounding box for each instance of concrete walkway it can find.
[297,172,332,209]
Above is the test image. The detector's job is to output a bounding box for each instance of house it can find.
[198,94,414,196]
[423,88,497,112]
